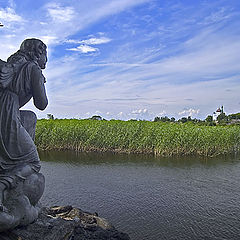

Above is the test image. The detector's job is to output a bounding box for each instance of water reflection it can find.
[39,150,240,167]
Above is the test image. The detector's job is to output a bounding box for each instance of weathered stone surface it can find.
[0,38,48,232]
[0,173,45,232]
[0,206,131,240]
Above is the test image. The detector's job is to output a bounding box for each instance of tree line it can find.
[154,112,240,125]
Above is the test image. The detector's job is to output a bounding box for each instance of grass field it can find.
[35,119,240,157]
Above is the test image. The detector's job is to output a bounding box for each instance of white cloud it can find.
[178,108,200,117]
[158,111,167,116]
[132,108,148,114]
[40,36,58,45]
[67,37,111,45]
[202,7,232,25]
[0,7,23,22]
[47,3,75,22]
[4,34,16,38]
[65,36,111,55]
[92,0,149,21]
[128,108,155,120]
[67,45,98,53]
[80,37,111,45]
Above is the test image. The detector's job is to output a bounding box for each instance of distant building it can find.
[213,106,223,121]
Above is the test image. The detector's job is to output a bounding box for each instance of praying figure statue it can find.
[0,38,48,231]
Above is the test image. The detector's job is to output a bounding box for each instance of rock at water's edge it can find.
[0,206,131,240]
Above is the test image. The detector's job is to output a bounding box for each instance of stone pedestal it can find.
[0,172,45,232]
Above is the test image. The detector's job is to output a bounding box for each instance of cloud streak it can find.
[67,45,98,53]
[67,37,112,45]
[178,109,200,117]
[47,3,75,22]
[0,7,23,23]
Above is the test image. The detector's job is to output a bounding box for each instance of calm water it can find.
[39,151,240,240]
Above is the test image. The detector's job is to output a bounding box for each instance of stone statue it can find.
[0,38,48,232]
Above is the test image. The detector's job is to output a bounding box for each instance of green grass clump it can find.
[35,119,240,157]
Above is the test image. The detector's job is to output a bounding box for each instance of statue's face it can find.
[38,50,47,69]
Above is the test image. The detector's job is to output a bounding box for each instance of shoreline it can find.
[37,146,240,158]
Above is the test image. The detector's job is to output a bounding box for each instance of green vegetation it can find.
[35,119,240,157]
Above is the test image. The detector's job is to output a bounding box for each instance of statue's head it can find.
[20,38,47,69]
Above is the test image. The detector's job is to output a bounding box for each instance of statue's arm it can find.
[31,65,48,110]
[19,94,32,108]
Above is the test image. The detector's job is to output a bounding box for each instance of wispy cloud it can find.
[67,45,98,53]
[0,7,23,23]
[46,3,75,22]
[66,36,111,54]
[202,7,233,25]
[67,37,111,45]
[158,111,167,116]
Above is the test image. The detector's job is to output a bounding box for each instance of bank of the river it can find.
[35,119,240,157]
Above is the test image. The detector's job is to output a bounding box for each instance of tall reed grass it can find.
[35,119,240,157]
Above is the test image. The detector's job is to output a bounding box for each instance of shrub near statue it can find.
[0,38,48,231]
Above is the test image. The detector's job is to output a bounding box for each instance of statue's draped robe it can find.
[0,57,44,186]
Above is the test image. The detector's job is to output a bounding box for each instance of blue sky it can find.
[0,0,240,120]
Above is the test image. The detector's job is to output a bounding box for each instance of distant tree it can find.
[217,113,228,123]
[160,116,170,122]
[205,115,213,122]
[170,117,175,122]
[192,118,199,123]
[187,116,192,122]
[154,116,170,122]
[47,114,54,120]
[90,115,102,120]
[154,116,161,122]
[179,117,188,123]
[228,113,240,120]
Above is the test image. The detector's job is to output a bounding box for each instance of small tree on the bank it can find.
[90,115,102,120]
[178,117,188,123]
[205,115,213,122]
[154,116,170,122]
[205,115,216,126]
[229,113,240,120]
[170,117,175,122]
[217,113,228,124]
[47,114,54,120]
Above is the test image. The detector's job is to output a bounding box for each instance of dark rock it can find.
[0,206,131,240]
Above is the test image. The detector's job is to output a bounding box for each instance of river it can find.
[39,151,240,240]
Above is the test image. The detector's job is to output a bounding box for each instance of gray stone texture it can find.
[0,206,131,240]
[0,38,48,231]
